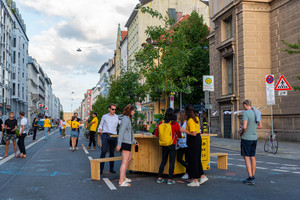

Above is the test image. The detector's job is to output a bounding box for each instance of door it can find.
[223,112,232,138]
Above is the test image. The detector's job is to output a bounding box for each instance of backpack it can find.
[158,121,175,146]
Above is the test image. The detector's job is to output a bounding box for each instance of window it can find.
[13,51,16,63]
[225,18,232,40]
[13,37,16,47]
[223,56,233,95]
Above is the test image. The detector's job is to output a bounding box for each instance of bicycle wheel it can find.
[272,138,278,154]
[264,139,271,152]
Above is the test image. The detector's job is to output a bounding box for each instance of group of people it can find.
[1,111,28,159]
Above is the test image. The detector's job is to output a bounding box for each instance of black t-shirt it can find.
[5,118,18,134]
[0,119,3,131]
[32,121,38,130]
[76,118,81,122]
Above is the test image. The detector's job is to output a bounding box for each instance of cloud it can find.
[16,0,138,112]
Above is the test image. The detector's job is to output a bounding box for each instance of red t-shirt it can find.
[154,121,181,145]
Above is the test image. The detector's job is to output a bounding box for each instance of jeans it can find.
[177,147,189,170]
[59,128,62,136]
[100,133,117,173]
[44,128,49,140]
[89,131,96,148]
[18,134,27,155]
[158,144,177,179]
[70,129,80,147]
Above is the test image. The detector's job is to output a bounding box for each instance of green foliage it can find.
[91,95,109,121]
[281,40,300,91]
[136,8,210,108]
[60,111,64,119]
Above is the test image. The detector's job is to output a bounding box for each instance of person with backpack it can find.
[185,104,209,187]
[154,108,182,185]
[68,116,81,152]
[116,105,139,187]
[177,110,189,180]
[17,111,28,158]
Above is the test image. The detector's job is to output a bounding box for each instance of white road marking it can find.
[282,164,298,167]
[227,163,233,166]
[256,161,264,163]
[266,162,279,165]
[0,130,58,166]
[271,169,290,173]
[292,172,300,175]
[256,167,268,170]
[82,144,89,155]
[210,161,217,164]
[88,156,93,160]
[103,178,117,190]
[236,165,246,168]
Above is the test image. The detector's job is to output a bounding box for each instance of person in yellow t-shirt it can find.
[88,112,98,149]
[68,116,81,152]
[44,116,51,141]
[185,104,208,187]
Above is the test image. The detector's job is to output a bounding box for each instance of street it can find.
[0,129,299,200]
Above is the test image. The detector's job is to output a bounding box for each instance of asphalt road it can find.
[0,129,299,200]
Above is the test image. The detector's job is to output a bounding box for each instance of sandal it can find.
[119,181,131,187]
[125,178,132,183]
[3,155,8,159]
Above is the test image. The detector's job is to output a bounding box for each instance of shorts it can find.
[70,130,79,138]
[120,143,132,152]
[4,134,17,142]
[241,139,257,157]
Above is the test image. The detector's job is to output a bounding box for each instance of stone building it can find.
[208,0,300,141]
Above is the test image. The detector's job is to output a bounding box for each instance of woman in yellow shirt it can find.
[185,104,209,187]
[68,116,80,152]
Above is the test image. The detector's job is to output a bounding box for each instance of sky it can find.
[15,0,139,113]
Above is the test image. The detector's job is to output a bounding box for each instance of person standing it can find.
[116,105,139,187]
[155,108,182,185]
[88,112,98,150]
[69,112,81,150]
[185,104,208,187]
[3,112,18,158]
[97,104,120,174]
[61,119,66,138]
[18,111,28,158]
[240,99,262,185]
[32,118,39,142]
[68,116,80,152]
[177,111,189,180]
[44,116,51,141]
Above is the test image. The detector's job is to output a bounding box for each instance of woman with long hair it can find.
[32,118,39,142]
[68,116,80,152]
[116,105,139,187]
[154,108,182,185]
[185,104,208,187]
[177,111,189,179]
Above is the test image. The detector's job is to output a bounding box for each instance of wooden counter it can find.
[112,134,216,175]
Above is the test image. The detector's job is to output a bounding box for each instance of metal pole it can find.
[271,105,274,134]
[208,91,211,134]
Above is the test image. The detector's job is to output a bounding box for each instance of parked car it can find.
[38,119,45,130]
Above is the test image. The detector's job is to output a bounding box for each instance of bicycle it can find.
[264,131,278,154]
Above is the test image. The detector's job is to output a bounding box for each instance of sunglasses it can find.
[111,109,116,111]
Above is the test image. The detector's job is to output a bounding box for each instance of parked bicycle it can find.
[264,131,278,154]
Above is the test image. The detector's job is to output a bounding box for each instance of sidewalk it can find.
[211,136,300,160]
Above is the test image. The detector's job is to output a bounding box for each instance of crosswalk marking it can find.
[103,178,117,190]
[271,169,290,173]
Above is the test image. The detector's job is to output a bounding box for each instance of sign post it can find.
[266,75,275,134]
[170,92,175,109]
[203,76,214,134]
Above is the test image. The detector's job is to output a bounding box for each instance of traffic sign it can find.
[275,75,292,91]
[266,75,275,105]
[203,75,214,91]
[278,91,288,96]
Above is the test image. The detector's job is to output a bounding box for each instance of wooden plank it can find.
[210,153,228,156]
[91,156,122,163]
[90,160,100,181]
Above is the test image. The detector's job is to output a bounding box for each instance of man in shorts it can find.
[3,112,18,158]
[240,99,262,185]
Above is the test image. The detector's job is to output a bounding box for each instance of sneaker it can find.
[187,181,200,187]
[243,177,255,185]
[0,157,3,160]
[69,147,72,151]
[167,180,176,185]
[181,173,189,180]
[199,176,209,185]
[76,147,79,150]
[156,178,165,184]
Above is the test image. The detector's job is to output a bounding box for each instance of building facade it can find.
[10,1,29,118]
[120,34,128,71]
[44,76,53,117]
[98,62,109,96]
[208,0,300,141]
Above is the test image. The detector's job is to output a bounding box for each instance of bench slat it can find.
[91,156,123,163]
[210,153,228,156]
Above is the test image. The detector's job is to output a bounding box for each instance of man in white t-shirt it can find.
[18,111,28,158]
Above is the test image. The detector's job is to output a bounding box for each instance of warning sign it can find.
[275,75,292,91]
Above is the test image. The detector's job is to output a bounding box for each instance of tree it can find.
[135,8,210,110]
[281,40,300,91]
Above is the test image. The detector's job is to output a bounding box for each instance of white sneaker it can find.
[76,147,78,150]
[181,173,189,180]
[69,147,72,150]
[199,176,209,185]
[187,181,200,187]
[0,157,3,160]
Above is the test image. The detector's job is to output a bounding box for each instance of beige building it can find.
[208,0,300,141]
[125,0,210,125]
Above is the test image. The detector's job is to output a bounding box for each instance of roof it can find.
[125,5,139,28]
[121,31,128,41]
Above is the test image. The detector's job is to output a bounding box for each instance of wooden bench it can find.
[210,153,228,170]
[90,156,135,181]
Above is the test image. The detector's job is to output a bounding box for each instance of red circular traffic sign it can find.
[266,75,274,84]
